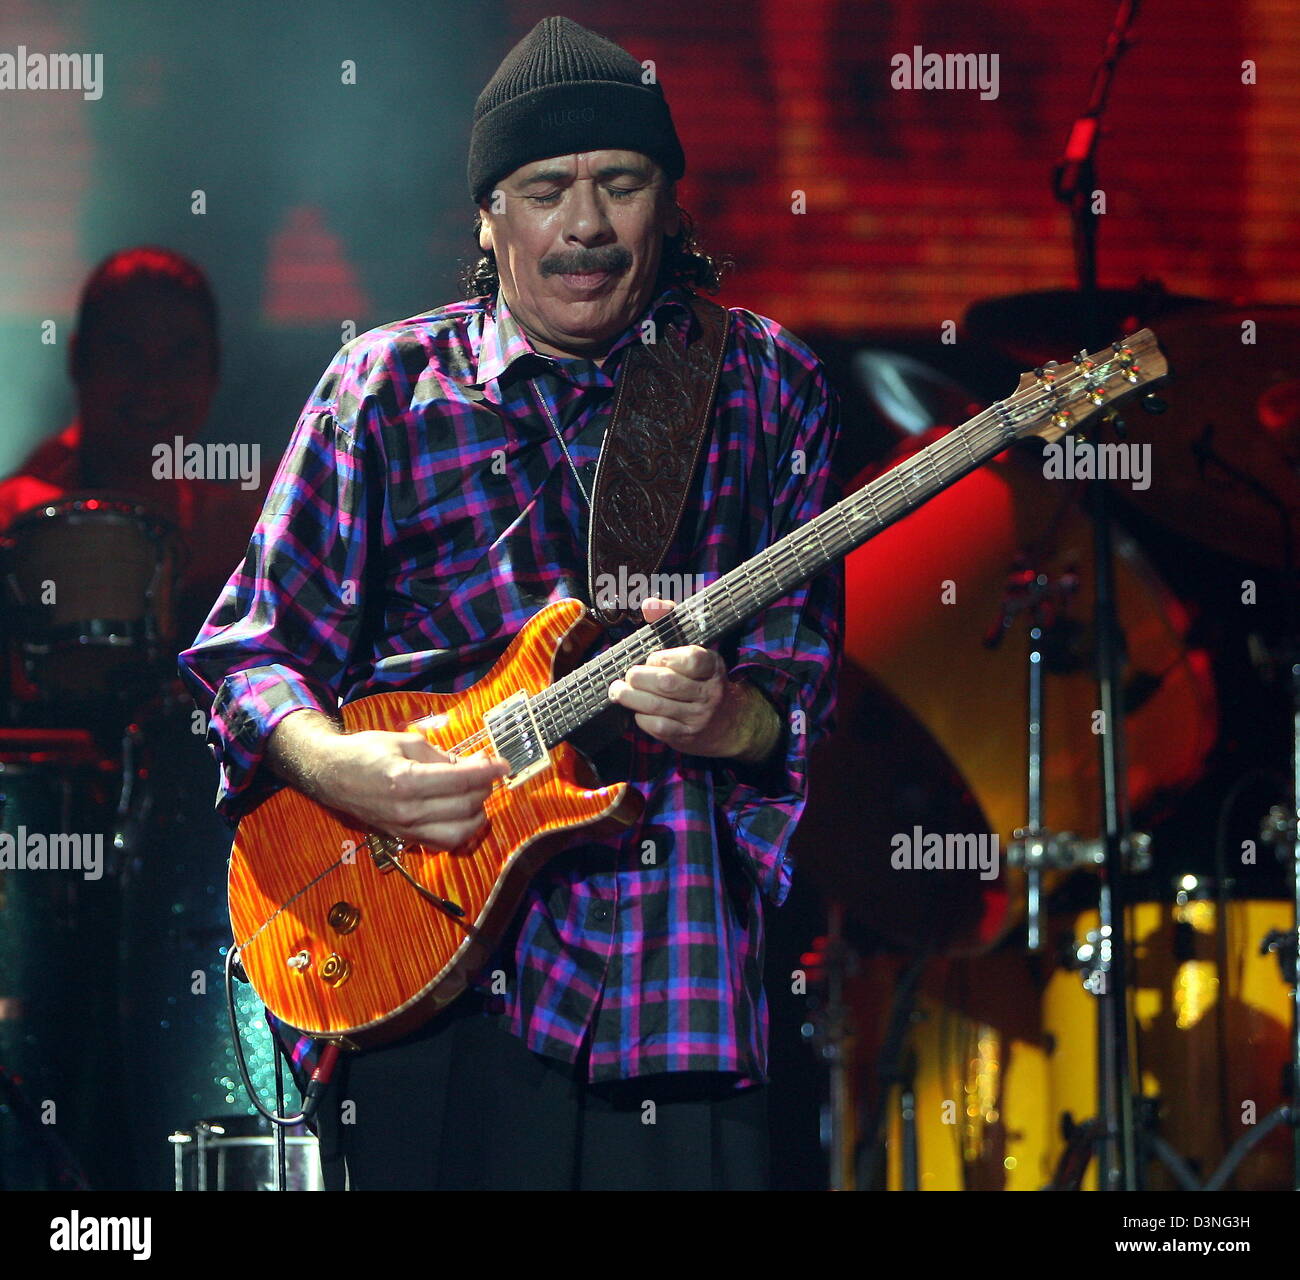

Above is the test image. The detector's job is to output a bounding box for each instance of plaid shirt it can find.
[178,282,842,1085]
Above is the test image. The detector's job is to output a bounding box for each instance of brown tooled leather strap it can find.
[586,296,729,625]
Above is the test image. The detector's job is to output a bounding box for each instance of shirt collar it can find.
[473,282,695,400]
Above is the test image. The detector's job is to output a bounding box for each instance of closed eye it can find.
[525,186,642,205]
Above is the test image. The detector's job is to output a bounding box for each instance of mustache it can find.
[540,246,632,277]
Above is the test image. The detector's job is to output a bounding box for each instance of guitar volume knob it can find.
[328,901,361,934]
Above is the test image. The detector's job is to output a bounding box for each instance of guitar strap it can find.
[585,295,730,626]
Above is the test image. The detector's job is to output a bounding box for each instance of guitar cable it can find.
[225,942,342,1126]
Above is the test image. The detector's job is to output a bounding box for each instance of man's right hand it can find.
[267,710,510,849]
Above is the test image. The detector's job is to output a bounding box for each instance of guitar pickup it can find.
[483,691,550,788]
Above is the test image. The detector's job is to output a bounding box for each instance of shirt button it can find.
[590,904,612,923]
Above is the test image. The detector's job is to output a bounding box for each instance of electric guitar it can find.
[229,332,1168,1046]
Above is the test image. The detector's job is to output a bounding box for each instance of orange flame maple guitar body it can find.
[227,598,641,1047]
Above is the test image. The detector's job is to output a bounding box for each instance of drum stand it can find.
[986,559,1082,952]
[991,558,1159,1190]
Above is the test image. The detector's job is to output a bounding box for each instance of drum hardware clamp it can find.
[1007,829,1152,873]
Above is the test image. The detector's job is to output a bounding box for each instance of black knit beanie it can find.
[468,15,685,204]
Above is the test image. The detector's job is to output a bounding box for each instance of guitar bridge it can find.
[483,691,550,787]
[366,832,404,873]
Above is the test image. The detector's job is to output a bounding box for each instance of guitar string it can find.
[444,356,1142,776]
[521,396,1041,738]
[533,346,1148,735]
[463,405,997,766]
[424,351,1144,779]
[442,426,990,782]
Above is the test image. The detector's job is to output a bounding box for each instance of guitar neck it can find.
[531,327,1165,747]
[533,399,1017,746]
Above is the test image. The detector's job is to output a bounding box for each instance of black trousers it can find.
[309,996,769,1190]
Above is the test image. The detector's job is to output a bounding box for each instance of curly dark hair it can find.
[460,205,732,300]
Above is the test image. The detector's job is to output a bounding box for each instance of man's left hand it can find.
[608,598,781,764]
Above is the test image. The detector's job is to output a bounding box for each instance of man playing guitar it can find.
[179,15,842,1190]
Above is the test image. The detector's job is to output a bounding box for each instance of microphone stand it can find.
[1051,0,1145,1191]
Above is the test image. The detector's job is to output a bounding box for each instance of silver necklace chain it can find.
[537,387,593,508]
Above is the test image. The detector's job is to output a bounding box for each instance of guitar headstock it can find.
[1007,328,1168,444]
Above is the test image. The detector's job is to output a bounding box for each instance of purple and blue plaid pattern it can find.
[178,282,843,1084]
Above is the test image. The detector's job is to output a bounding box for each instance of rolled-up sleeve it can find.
[177,352,373,824]
[715,356,844,906]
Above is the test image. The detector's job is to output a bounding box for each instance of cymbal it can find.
[1117,306,1300,570]
[850,350,983,439]
[964,286,1213,367]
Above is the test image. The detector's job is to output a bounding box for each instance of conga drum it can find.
[1,495,180,711]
